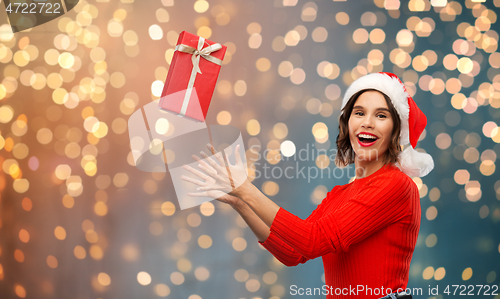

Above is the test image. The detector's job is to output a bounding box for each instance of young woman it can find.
[181,72,434,299]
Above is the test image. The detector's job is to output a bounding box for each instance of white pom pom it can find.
[396,146,434,177]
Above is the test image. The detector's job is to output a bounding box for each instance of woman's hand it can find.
[181,143,249,204]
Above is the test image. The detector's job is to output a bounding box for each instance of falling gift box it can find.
[158,31,227,122]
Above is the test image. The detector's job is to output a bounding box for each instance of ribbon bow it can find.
[175,37,223,74]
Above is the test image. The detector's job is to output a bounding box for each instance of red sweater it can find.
[259,164,421,299]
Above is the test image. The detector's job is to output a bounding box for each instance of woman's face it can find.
[348,90,394,163]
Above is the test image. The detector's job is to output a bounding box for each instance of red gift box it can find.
[158,31,227,122]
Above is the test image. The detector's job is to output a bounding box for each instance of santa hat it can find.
[341,72,434,177]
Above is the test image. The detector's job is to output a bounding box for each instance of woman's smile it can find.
[357,132,379,147]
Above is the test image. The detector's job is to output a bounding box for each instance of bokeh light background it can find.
[1,0,500,298]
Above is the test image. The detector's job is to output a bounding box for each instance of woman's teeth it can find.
[358,134,377,143]
[358,134,377,139]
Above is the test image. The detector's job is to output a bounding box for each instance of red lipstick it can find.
[357,132,378,147]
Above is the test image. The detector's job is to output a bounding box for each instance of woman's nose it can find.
[361,116,374,128]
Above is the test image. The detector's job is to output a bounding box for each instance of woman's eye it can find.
[377,114,387,118]
[354,111,363,116]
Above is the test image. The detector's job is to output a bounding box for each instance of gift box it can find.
[158,31,227,122]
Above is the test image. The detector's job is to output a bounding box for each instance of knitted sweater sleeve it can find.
[257,231,308,267]
[269,172,414,260]
[258,187,337,267]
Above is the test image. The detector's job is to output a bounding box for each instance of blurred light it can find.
[247,119,261,136]
[294,25,308,40]
[256,57,271,72]
[284,30,300,46]
[436,133,452,149]
[121,244,139,262]
[46,255,58,269]
[316,155,330,169]
[247,22,262,34]
[462,267,473,280]
[137,271,152,285]
[151,80,164,97]
[194,267,210,281]
[74,246,86,259]
[457,57,474,73]
[19,229,29,243]
[200,202,215,216]
[177,258,192,272]
[426,206,438,220]
[353,28,369,44]
[336,12,350,25]
[54,226,67,240]
[454,169,470,185]
[273,123,288,139]
[434,267,446,280]
[246,278,261,292]
[107,19,124,37]
[123,30,139,46]
[431,0,447,7]
[234,80,247,96]
[312,27,328,42]
[0,105,14,123]
[301,2,317,22]
[486,271,496,283]
[217,111,231,125]
[14,285,26,298]
[198,235,212,248]
[479,205,489,219]
[422,266,434,280]
[155,119,170,135]
[279,61,294,77]
[232,237,247,251]
[194,0,209,13]
[312,122,328,142]
[94,202,108,216]
[272,36,286,52]
[155,284,171,297]
[290,68,306,84]
[156,9,169,23]
[248,33,262,49]
[149,25,164,40]
[89,244,104,261]
[465,180,481,202]
[161,201,175,216]
[262,181,279,196]
[13,179,29,193]
[113,173,128,187]
[369,28,385,44]
[62,195,75,208]
[97,272,111,286]
[235,269,249,282]
[21,198,32,211]
[280,140,296,157]
[187,213,202,227]
[170,272,185,285]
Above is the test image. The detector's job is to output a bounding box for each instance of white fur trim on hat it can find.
[396,146,434,177]
[341,73,410,145]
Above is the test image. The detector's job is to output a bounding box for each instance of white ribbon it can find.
[174,37,223,117]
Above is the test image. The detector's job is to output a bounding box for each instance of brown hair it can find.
[335,89,402,168]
